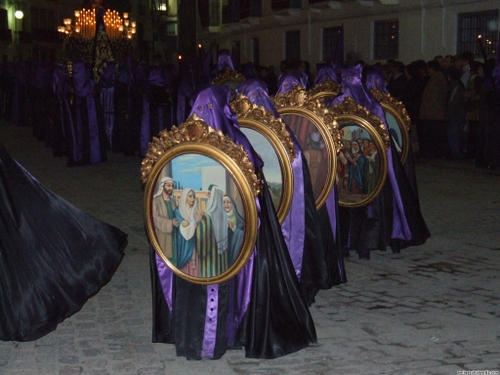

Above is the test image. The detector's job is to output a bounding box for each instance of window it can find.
[457,10,499,59]
[285,30,300,61]
[373,19,399,60]
[240,0,261,19]
[252,37,260,65]
[209,0,221,27]
[322,26,342,62]
[272,0,301,11]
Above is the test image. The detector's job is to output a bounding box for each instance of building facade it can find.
[195,0,500,68]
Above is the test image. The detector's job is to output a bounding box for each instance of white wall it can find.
[196,0,500,68]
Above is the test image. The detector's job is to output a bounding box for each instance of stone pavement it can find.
[1,123,499,375]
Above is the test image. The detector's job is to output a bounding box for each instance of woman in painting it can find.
[223,195,245,266]
[173,188,204,277]
[201,186,229,277]
[329,63,430,259]
[364,140,379,195]
[346,140,366,194]
[150,84,316,360]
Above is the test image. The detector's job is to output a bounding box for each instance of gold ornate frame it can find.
[231,94,295,223]
[211,67,245,90]
[308,78,341,104]
[141,115,259,285]
[329,97,389,208]
[273,85,341,209]
[370,87,411,164]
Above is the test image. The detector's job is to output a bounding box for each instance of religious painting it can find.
[308,78,341,105]
[273,86,341,209]
[231,96,295,223]
[212,68,246,97]
[329,97,390,208]
[370,87,411,164]
[141,115,259,285]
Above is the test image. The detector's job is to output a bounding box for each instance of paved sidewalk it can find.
[1,123,499,375]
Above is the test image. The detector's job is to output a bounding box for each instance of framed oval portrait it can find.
[141,116,259,285]
[231,95,295,223]
[212,67,246,92]
[273,86,341,209]
[370,87,411,164]
[329,97,390,208]
[308,78,341,105]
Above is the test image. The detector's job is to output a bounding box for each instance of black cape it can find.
[150,172,317,359]
[0,143,127,341]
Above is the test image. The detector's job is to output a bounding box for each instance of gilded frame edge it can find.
[236,116,294,223]
[335,113,389,208]
[211,67,246,86]
[308,78,341,102]
[143,142,259,285]
[370,88,411,165]
[277,105,338,210]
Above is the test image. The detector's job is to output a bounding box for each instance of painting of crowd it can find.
[337,126,380,203]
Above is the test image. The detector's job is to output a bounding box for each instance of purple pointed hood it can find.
[365,67,389,94]
[276,70,308,96]
[216,49,235,73]
[236,79,279,118]
[189,84,263,168]
[313,62,339,85]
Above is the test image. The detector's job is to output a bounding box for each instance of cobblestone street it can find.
[1,123,499,375]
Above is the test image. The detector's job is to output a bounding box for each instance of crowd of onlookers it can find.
[252,53,500,170]
[1,51,499,171]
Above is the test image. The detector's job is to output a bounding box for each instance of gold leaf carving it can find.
[308,78,341,100]
[273,85,343,153]
[140,114,261,196]
[211,67,245,86]
[369,87,411,132]
[329,96,391,149]
[231,94,296,160]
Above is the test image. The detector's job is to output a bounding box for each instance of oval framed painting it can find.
[212,67,246,92]
[274,86,341,209]
[370,87,411,164]
[231,95,295,223]
[329,97,390,208]
[308,78,341,105]
[141,116,259,285]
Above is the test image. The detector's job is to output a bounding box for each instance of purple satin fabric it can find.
[155,253,173,312]
[313,62,340,85]
[141,67,170,155]
[53,66,74,152]
[201,284,219,358]
[155,84,261,357]
[236,79,305,278]
[276,70,309,96]
[215,49,235,74]
[189,85,263,169]
[365,68,389,94]
[140,95,150,157]
[329,64,411,241]
[73,61,101,164]
[99,63,116,149]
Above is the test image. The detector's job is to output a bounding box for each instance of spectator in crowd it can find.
[387,60,409,106]
[463,60,482,158]
[419,60,449,158]
[446,67,467,159]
